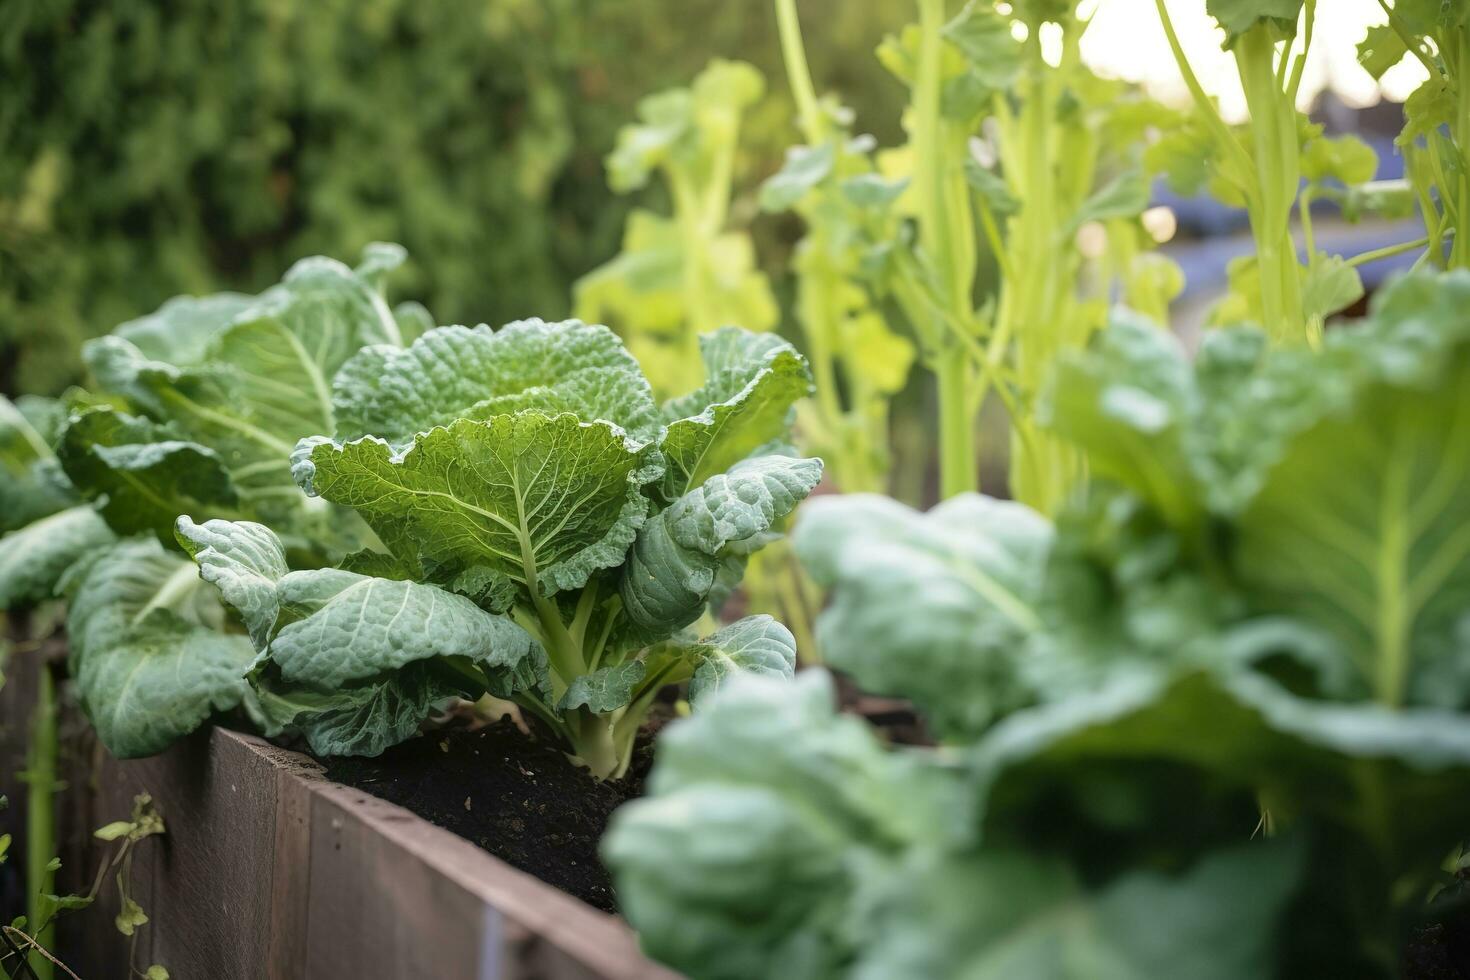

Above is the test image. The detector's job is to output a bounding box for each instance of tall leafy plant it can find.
[765,0,1175,511]
[0,245,420,758]
[605,271,1470,977]
[575,60,779,396]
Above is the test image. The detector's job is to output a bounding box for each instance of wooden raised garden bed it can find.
[0,645,678,980]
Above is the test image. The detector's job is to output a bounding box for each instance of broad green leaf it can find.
[796,494,1052,739]
[81,250,404,529]
[686,615,797,707]
[855,841,1301,980]
[177,517,542,691]
[1236,341,1470,707]
[1040,317,1203,526]
[330,319,660,447]
[270,567,540,689]
[0,506,115,610]
[560,661,647,712]
[660,329,813,497]
[297,414,660,598]
[112,293,255,366]
[67,539,254,758]
[59,406,237,538]
[621,455,822,637]
[1041,314,1341,523]
[0,394,76,532]
[604,671,965,980]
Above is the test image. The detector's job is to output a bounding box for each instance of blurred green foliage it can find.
[0,0,907,395]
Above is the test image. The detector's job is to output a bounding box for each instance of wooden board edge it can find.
[214,728,679,980]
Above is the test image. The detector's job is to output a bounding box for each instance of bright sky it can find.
[1078,0,1428,120]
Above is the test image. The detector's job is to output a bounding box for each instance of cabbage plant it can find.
[1,245,417,757]
[604,270,1470,977]
[178,319,819,778]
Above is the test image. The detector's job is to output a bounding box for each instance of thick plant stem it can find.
[936,355,976,499]
[571,711,622,782]
[26,663,57,980]
[1235,29,1306,344]
[915,0,978,497]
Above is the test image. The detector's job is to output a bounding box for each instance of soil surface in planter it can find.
[322,718,651,912]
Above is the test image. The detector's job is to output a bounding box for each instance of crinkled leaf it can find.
[621,456,822,637]
[797,494,1051,739]
[297,414,658,599]
[660,328,813,497]
[560,661,647,713]
[177,518,541,693]
[271,567,540,690]
[175,517,288,646]
[330,319,660,447]
[247,662,467,758]
[67,539,253,758]
[686,615,797,707]
[80,249,404,533]
[604,671,966,980]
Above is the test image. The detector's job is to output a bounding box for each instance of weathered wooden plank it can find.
[99,727,674,979]
[4,629,676,980]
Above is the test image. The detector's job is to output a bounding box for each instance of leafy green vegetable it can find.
[0,394,77,533]
[184,317,818,775]
[607,270,1470,977]
[0,246,416,763]
[63,538,256,758]
[176,517,542,757]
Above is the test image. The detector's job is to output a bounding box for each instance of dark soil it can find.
[321,717,654,912]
